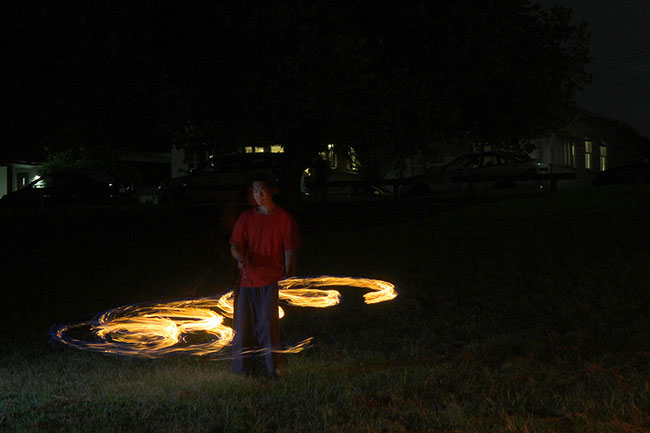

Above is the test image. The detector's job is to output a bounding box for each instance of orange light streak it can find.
[52,276,397,358]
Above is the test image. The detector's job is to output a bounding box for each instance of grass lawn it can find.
[2,187,650,432]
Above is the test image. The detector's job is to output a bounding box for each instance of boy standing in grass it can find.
[229,174,301,378]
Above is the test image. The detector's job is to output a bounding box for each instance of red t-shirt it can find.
[229,206,302,287]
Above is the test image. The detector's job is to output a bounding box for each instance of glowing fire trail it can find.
[52,276,397,358]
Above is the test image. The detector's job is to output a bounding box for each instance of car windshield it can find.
[482,153,505,167]
[445,155,479,171]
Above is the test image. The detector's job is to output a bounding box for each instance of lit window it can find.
[254,146,265,153]
[584,140,593,170]
[564,140,576,167]
[571,144,576,167]
[244,146,253,153]
[320,144,338,169]
[17,172,29,189]
[348,147,360,171]
[271,145,284,153]
[599,146,607,171]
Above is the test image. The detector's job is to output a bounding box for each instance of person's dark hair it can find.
[249,172,278,189]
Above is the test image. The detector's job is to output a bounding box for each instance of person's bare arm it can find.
[284,249,297,278]
[231,244,247,269]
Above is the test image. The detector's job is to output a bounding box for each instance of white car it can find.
[405,151,551,195]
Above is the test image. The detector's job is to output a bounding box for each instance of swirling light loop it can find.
[52,276,397,358]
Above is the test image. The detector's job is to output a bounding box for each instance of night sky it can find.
[538,0,650,138]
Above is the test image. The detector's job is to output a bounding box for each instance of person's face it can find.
[252,181,274,206]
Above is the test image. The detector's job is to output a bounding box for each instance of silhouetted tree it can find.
[2,0,590,192]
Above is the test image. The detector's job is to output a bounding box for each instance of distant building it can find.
[0,160,42,198]
[0,151,170,200]
[171,109,650,190]
[172,143,359,178]
[530,109,650,183]
[171,144,285,178]
[171,143,364,201]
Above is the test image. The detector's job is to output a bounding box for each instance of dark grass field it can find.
[2,186,650,432]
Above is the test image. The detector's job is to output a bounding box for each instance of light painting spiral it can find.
[51,276,397,358]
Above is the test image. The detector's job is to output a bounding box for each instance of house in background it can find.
[172,143,360,179]
[530,109,650,183]
[171,143,364,201]
[170,108,650,192]
[388,109,650,186]
[171,144,286,178]
[0,151,170,201]
[0,160,42,198]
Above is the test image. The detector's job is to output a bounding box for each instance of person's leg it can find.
[269,285,286,370]
[231,287,256,375]
[253,283,280,375]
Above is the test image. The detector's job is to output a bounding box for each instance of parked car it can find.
[158,153,286,205]
[0,170,133,207]
[300,167,386,197]
[404,151,551,195]
[300,155,390,199]
[592,158,650,186]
